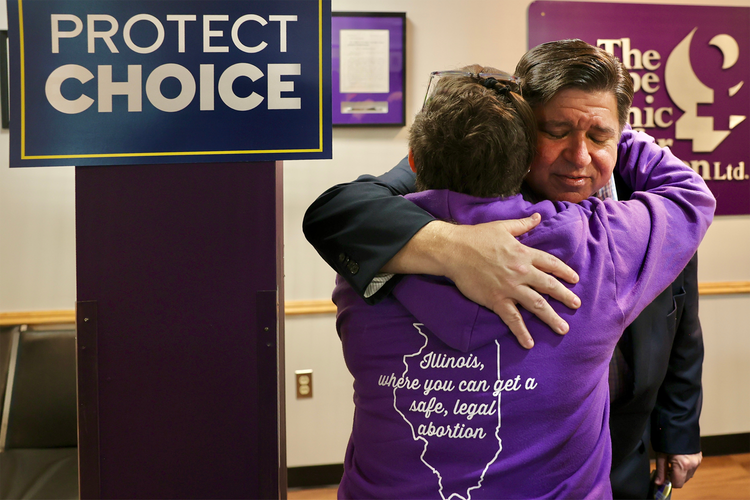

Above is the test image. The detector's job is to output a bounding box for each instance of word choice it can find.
[46,63,301,114]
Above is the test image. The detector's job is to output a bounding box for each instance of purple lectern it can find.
[8,0,331,496]
[75,162,285,499]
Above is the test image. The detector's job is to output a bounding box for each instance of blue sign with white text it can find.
[8,0,332,166]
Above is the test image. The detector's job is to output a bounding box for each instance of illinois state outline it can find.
[393,324,503,500]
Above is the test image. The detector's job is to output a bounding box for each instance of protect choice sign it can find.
[529,1,749,216]
[8,0,331,167]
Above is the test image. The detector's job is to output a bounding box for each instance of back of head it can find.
[409,65,537,198]
[515,39,634,130]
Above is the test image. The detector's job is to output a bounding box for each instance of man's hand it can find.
[383,214,581,349]
[655,452,702,488]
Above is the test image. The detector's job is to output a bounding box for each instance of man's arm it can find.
[652,253,704,488]
[384,216,580,347]
[303,158,431,301]
[303,157,581,348]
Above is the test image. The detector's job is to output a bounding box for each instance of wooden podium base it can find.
[75,162,285,499]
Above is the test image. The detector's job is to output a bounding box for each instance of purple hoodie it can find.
[333,128,715,499]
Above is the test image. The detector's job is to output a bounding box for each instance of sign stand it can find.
[8,1,330,496]
[75,161,285,499]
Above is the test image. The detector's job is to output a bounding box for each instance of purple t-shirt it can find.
[334,129,715,499]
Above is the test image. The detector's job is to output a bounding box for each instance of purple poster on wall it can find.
[529,1,749,216]
[331,12,406,126]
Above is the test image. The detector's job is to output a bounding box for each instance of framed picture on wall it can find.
[0,30,8,129]
[332,12,406,127]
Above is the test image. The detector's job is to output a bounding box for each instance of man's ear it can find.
[408,149,417,173]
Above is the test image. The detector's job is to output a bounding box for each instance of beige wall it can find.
[0,0,748,468]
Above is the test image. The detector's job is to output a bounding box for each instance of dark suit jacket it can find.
[303,158,429,302]
[303,158,703,491]
[608,173,703,497]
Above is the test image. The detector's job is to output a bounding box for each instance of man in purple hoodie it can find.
[333,64,714,498]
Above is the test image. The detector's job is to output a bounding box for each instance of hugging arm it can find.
[608,128,714,326]
[302,158,433,302]
[303,157,581,348]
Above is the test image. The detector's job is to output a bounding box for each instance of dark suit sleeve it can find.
[302,157,435,303]
[650,252,703,455]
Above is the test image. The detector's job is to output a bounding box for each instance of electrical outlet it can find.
[295,369,313,399]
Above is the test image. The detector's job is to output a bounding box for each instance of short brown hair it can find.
[515,39,634,131]
[409,66,537,198]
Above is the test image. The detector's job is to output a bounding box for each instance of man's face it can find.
[525,88,620,203]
